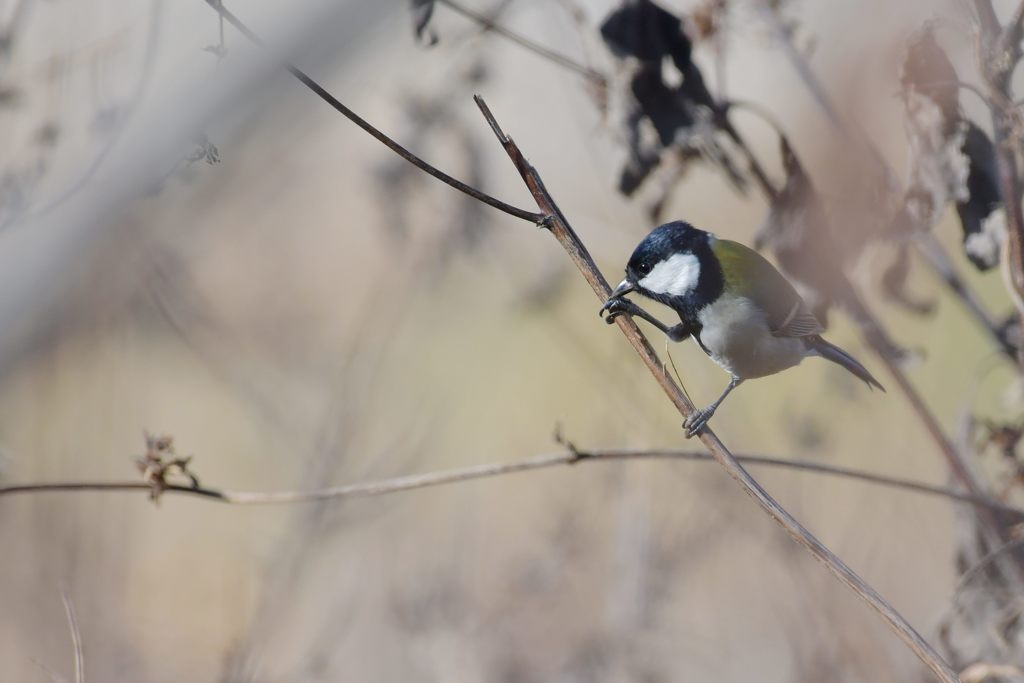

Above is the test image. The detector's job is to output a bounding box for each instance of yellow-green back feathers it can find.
[710,238,823,337]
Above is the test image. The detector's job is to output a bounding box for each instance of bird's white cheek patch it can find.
[639,253,701,296]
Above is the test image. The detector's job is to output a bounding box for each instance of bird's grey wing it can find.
[770,298,825,337]
[711,238,824,338]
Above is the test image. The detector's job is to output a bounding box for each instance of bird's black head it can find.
[612,221,722,317]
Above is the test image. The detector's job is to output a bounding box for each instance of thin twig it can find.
[995,1,1024,68]
[473,95,958,682]
[955,536,1024,597]
[60,592,84,683]
[972,0,1001,37]
[437,0,604,83]
[754,0,844,130]
[914,232,1016,358]
[204,0,544,225]
[975,0,1024,321]
[1,448,1020,517]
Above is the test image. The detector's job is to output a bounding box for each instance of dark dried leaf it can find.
[411,0,438,47]
[901,92,969,231]
[601,0,746,201]
[900,24,1004,271]
[901,25,960,134]
[957,122,1002,270]
[900,26,965,230]
[756,137,913,359]
[754,137,844,324]
[600,0,692,69]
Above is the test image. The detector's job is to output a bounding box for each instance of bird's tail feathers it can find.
[807,336,886,392]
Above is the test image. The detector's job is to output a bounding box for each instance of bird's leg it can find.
[600,298,690,342]
[684,376,743,438]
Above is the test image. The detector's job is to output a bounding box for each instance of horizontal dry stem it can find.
[1,448,1019,515]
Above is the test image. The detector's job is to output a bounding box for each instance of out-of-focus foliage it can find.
[599,0,746,215]
[755,137,843,324]
[411,0,439,46]
[899,25,1003,271]
[754,137,911,360]
[6,1,1024,681]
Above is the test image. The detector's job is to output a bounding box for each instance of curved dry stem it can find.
[204,1,544,225]
[60,592,84,683]
[954,536,1024,599]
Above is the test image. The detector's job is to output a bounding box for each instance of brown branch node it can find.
[136,432,201,502]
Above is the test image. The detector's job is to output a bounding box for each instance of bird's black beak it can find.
[608,279,635,300]
[600,279,635,316]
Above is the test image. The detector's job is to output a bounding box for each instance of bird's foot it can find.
[599,297,639,324]
[683,406,716,438]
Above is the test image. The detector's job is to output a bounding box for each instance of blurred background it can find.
[1,0,1023,680]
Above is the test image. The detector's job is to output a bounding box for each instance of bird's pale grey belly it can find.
[695,293,808,379]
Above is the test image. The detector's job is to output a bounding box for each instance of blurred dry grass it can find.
[1,0,1022,680]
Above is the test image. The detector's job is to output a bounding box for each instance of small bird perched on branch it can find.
[601,221,884,437]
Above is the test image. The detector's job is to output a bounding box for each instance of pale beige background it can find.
[0,0,1018,680]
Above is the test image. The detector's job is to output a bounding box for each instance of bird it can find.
[600,220,884,437]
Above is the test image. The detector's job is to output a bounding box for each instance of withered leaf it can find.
[900,24,959,135]
[600,0,746,208]
[600,0,693,70]
[756,137,912,359]
[754,136,835,323]
[411,0,438,47]
[957,122,1002,270]
[900,23,1004,271]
